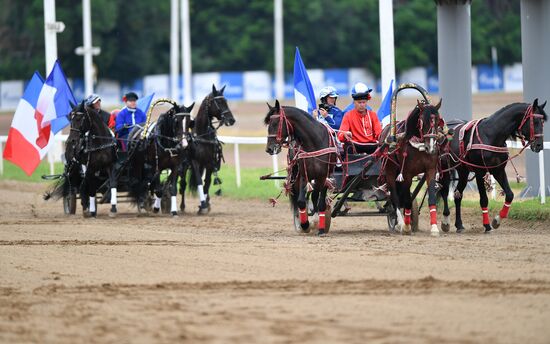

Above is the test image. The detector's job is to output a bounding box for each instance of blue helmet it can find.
[351,82,372,100]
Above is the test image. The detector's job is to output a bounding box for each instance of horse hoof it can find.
[484,225,493,233]
[90,212,97,218]
[402,224,412,235]
[197,206,210,215]
[300,221,310,231]
[317,229,326,237]
[441,223,450,233]
[491,215,501,229]
[153,207,160,214]
[171,211,178,217]
[430,224,440,237]
[108,211,116,218]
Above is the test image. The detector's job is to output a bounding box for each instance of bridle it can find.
[416,105,444,154]
[207,94,232,128]
[267,107,294,147]
[517,104,544,146]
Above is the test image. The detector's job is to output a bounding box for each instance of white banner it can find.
[243,71,271,101]
[399,67,428,96]
[95,79,121,106]
[0,80,24,110]
[144,74,170,99]
[504,63,523,92]
[193,72,221,101]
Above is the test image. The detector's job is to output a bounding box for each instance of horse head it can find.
[407,99,442,155]
[520,98,547,153]
[158,101,195,150]
[208,84,235,126]
[264,100,289,155]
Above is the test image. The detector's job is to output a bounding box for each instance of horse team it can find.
[45,85,235,218]
[264,89,547,236]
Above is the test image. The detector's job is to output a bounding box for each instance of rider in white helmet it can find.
[313,86,345,130]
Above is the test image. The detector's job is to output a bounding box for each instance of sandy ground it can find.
[1,179,550,343]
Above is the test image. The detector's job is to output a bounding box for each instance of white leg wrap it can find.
[110,188,117,205]
[198,185,206,202]
[89,196,96,213]
[171,196,177,213]
[431,224,440,237]
[154,196,161,209]
[396,209,405,227]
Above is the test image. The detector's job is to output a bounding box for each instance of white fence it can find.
[0,134,277,189]
[0,135,548,203]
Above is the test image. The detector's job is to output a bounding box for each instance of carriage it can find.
[43,98,186,215]
[263,83,438,234]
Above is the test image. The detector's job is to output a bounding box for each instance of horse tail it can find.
[43,175,70,201]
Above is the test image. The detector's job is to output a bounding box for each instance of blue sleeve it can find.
[329,106,345,130]
[324,115,335,127]
[115,109,126,132]
[136,109,147,124]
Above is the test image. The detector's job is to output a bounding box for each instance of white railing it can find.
[0,134,278,188]
[0,134,548,203]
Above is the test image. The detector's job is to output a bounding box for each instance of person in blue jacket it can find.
[313,86,345,130]
[115,92,146,150]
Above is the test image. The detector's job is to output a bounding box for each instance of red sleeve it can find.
[370,111,382,140]
[338,113,351,142]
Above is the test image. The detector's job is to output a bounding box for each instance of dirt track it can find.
[1,180,550,343]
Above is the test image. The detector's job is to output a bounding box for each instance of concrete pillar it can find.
[435,0,472,121]
[520,0,550,197]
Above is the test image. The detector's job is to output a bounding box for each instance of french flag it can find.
[293,47,316,114]
[3,61,76,176]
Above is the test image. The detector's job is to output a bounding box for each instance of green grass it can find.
[2,161,549,220]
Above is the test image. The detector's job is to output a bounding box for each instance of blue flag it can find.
[45,60,77,133]
[293,47,316,114]
[377,80,394,127]
[137,93,155,115]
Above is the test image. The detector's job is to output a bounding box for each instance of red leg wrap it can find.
[404,209,411,225]
[299,208,308,224]
[429,205,437,225]
[499,202,511,219]
[318,211,326,229]
[482,207,490,225]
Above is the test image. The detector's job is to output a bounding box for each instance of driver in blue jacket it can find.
[115,92,146,150]
[313,86,345,130]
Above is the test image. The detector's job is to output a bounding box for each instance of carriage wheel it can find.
[63,193,77,215]
[386,203,398,232]
[385,200,419,232]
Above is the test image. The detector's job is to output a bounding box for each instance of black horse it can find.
[439,99,547,233]
[44,100,118,217]
[127,100,194,216]
[379,99,444,236]
[180,85,236,214]
[264,100,338,235]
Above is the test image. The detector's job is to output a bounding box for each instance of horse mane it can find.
[404,106,421,139]
[486,102,547,141]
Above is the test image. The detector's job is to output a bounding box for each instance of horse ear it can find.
[212,84,217,94]
[188,102,195,111]
[275,99,281,111]
[434,98,442,111]
[541,100,547,110]
[266,102,274,111]
[416,99,424,110]
[533,98,539,109]
[220,85,226,94]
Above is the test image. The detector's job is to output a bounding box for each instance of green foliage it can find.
[0,0,524,81]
